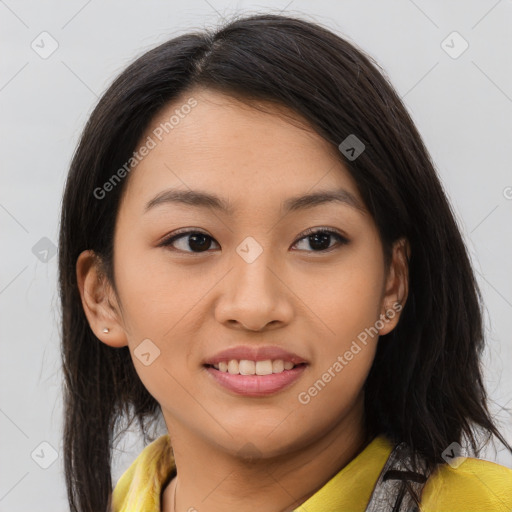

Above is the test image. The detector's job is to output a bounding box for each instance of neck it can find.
[161,395,368,512]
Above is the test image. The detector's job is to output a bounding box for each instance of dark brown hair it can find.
[58,12,511,511]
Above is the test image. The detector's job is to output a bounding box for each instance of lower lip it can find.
[205,364,307,397]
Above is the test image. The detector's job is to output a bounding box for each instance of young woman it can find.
[59,13,512,512]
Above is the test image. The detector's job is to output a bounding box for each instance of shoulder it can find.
[420,456,512,512]
[111,434,176,512]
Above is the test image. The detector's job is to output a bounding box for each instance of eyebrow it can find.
[144,187,366,215]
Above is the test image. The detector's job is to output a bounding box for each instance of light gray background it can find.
[1,1,511,510]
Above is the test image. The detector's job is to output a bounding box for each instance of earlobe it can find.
[378,238,410,336]
[75,250,128,348]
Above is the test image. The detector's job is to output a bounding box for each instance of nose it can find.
[214,247,294,332]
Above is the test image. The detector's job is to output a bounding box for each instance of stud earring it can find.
[103,328,110,333]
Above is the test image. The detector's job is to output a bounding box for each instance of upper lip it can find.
[203,346,308,366]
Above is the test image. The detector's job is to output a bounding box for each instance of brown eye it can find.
[161,231,219,253]
[160,227,349,254]
[292,229,349,252]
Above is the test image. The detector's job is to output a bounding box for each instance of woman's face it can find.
[79,87,406,458]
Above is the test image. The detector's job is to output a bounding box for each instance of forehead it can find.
[121,88,364,214]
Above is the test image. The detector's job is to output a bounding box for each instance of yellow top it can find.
[111,434,512,511]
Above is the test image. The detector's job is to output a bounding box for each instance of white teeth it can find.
[272,359,284,373]
[211,359,298,375]
[239,360,255,375]
[227,360,239,374]
[256,360,273,375]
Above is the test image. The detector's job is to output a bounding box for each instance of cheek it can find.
[113,242,206,397]
[295,274,380,422]
[294,244,384,405]
[301,254,384,351]
[113,237,193,336]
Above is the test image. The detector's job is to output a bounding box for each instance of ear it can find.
[378,237,410,336]
[76,249,128,348]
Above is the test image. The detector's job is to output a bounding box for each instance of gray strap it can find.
[364,442,432,512]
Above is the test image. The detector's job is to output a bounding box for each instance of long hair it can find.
[58,12,511,511]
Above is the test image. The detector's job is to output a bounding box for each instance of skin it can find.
[76,87,409,512]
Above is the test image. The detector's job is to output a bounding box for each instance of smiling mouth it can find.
[204,360,307,376]
[204,360,308,397]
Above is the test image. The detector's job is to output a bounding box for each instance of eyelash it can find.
[159,227,349,254]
